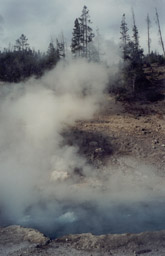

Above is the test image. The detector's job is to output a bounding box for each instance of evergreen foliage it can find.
[120,14,130,61]
[71,18,82,57]
[14,34,29,51]
[46,41,60,69]
[120,12,145,94]
[0,35,60,82]
[71,6,95,60]
[56,38,65,59]
[0,5,164,91]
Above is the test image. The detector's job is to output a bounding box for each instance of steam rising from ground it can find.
[0,59,165,238]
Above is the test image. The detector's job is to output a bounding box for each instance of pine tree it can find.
[14,34,29,51]
[129,10,144,93]
[120,14,130,61]
[120,12,145,94]
[71,6,94,59]
[131,10,143,68]
[46,41,59,69]
[71,18,82,57]
[56,33,66,59]
[79,6,95,58]
[132,9,139,51]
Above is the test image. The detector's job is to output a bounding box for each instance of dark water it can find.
[22,200,165,238]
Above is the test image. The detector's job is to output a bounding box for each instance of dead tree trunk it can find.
[155,8,165,56]
[146,14,151,55]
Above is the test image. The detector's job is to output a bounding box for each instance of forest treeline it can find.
[0,5,165,98]
[0,34,66,82]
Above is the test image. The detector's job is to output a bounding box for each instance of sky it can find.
[0,0,165,54]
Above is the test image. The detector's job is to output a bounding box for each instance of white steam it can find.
[0,59,108,228]
[0,58,164,238]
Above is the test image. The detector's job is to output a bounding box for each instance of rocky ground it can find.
[0,66,165,255]
[1,225,165,255]
[74,94,165,173]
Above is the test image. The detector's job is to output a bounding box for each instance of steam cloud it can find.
[0,59,165,238]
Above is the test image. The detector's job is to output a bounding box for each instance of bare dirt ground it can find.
[62,64,165,174]
[75,94,165,173]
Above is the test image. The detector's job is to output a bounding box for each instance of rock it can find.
[0,226,50,256]
[141,128,148,135]
[0,225,49,245]
[154,139,159,144]
[95,148,103,153]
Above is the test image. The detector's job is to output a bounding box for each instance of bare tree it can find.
[155,8,165,56]
[146,14,151,55]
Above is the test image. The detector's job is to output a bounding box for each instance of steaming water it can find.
[2,167,165,239]
[21,195,165,239]
[1,156,165,239]
[20,159,165,239]
[41,201,165,239]
[0,59,164,238]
